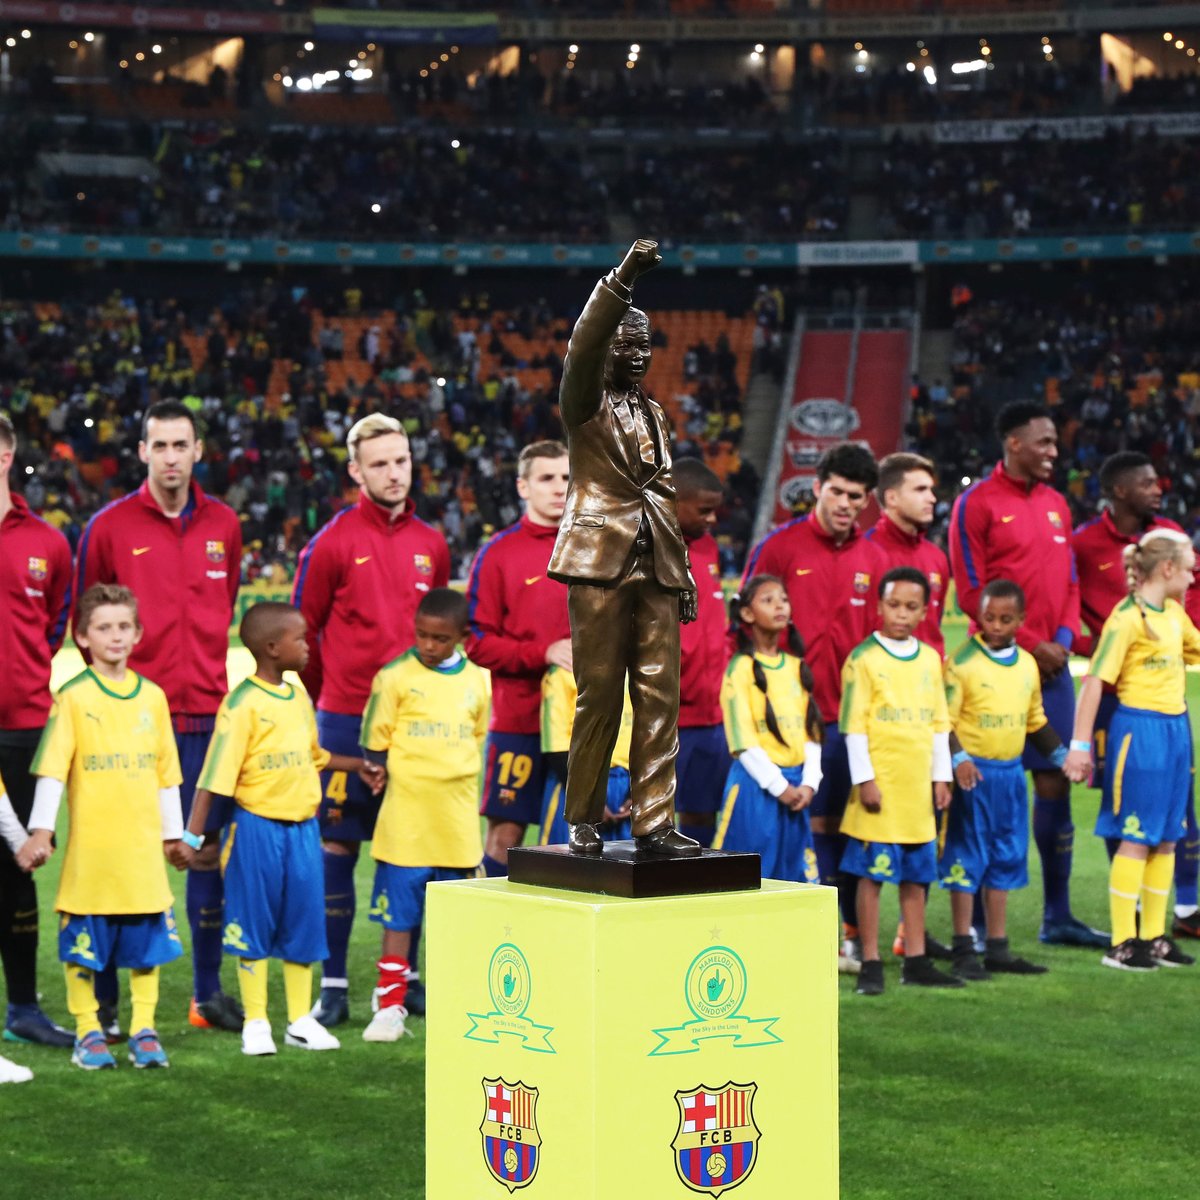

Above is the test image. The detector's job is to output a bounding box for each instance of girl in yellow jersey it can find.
[713,575,823,882]
[1066,529,1200,972]
[538,667,634,845]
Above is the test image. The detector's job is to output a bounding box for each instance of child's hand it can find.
[859,780,882,813]
[164,840,192,871]
[604,798,632,823]
[1063,748,1091,784]
[779,784,813,811]
[358,760,386,796]
[955,759,981,790]
[16,830,52,873]
[933,781,952,811]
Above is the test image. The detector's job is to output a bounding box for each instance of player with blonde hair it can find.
[1066,528,1200,971]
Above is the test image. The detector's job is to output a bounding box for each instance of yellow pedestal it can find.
[427,878,838,1199]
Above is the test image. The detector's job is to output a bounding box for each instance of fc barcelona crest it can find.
[206,540,226,563]
[671,1082,761,1197]
[413,553,433,576]
[27,556,47,581]
[480,1078,541,1192]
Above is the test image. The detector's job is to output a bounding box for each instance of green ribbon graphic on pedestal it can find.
[464,943,556,1055]
[649,946,782,1057]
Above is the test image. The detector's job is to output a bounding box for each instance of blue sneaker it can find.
[5,1004,74,1048]
[1039,917,1109,948]
[128,1028,169,1069]
[72,1030,117,1070]
[405,978,426,1017]
[311,986,349,1029]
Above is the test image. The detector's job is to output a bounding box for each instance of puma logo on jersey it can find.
[355,556,371,565]
[1000,515,1016,524]
[132,547,151,556]
[525,576,542,586]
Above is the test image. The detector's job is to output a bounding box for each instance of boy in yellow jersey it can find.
[1066,528,1200,971]
[839,567,958,995]
[940,580,1065,981]
[539,665,634,845]
[185,603,382,1057]
[360,589,488,1043]
[22,584,185,1070]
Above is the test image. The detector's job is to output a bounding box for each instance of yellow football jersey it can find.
[945,636,1047,761]
[361,650,488,868]
[839,637,950,844]
[720,652,811,769]
[198,675,330,822]
[540,666,633,770]
[32,669,181,915]
[1089,597,1200,715]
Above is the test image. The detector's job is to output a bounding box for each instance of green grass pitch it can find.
[6,628,1200,1199]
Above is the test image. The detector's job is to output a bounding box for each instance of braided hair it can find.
[732,575,824,748]
[1123,528,1193,641]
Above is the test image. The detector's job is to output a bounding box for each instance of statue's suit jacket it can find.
[548,272,691,590]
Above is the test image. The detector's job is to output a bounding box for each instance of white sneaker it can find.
[241,1018,277,1057]
[362,1006,410,1043]
[285,1014,340,1051]
[0,1053,33,1084]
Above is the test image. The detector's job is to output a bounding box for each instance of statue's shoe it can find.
[634,824,702,857]
[568,823,604,855]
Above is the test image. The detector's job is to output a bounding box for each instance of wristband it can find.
[951,751,972,769]
[1049,745,1069,768]
[180,830,204,851]
[1069,740,1091,753]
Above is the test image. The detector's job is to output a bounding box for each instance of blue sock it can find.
[812,832,842,892]
[482,854,508,878]
[1033,796,1074,924]
[1104,837,1121,862]
[322,849,357,984]
[679,821,714,849]
[408,923,422,978]
[186,868,224,1002]
[1175,802,1200,909]
[94,961,119,1006]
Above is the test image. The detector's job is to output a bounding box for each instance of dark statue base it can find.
[507,842,761,899]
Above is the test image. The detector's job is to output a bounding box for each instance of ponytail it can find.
[1124,528,1193,641]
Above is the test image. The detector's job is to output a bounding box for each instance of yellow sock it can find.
[1140,850,1175,941]
[1109,854,1146,945]
[129,967,159,1034]
[238,959,269,1024]
[65,965,102,1038]
[283,961,313,1025]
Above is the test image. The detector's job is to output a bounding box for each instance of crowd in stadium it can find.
[0,283,760,579]
[911,278,1200,538]
[879,128,1200,239]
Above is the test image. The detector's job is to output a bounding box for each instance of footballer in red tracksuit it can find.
[740,444,885,937]
[864,514,949,656]
[1073,482,1200,925]
[948,424,1097,945]
[676,525,731,846]
[465,442,570,873]
[0,489,72,1033]
[672,458,734,847]
[76,478,242,820]
[292,489,450,840]
[466,520,570,849]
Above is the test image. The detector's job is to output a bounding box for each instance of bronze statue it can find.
[548,239,701,857]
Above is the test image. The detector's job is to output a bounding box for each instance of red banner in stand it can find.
[0,1,300,33]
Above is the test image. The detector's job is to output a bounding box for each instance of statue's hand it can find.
[680,587,698,625]
[619,239,662,282]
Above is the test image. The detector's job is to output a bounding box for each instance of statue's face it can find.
[609,320,652,389]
